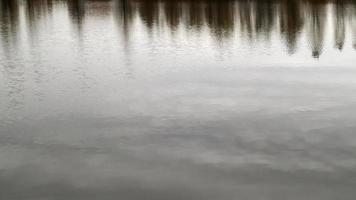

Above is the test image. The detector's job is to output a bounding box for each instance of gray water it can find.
[1,0,356,199]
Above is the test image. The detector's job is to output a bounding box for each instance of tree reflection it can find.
[68,0,85,27]
[351,0,356,49]
[333,0,346,50]
[279,0,303,54]
[0,0,25,124]
[137,0,160,30]
[114,0,354,57]
[0,0,355,57]
[25,0,54,42]
[0,0,19,49]
[305,0,326,58]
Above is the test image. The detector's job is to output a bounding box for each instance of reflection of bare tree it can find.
[0,0,355,59]
[115,0,135,39]
[279,0,303,54]
[26,0,54,18]
[352,0,356,49]
[114,0,136,76]
[333,0,346,50]
[67,0,85,34]
[111,0,354,57]
[237,0,254,40]
[0,0,19,49]
[0,0,25,124]
[24,0,55,102]
[185,0,204,29]
[254,0,276,39]
[25,0,54,42]
[305,0,327,58]
[0,0,20,61]
[137,0,159,30]
[205,0,235,40]
[163,0,183,30]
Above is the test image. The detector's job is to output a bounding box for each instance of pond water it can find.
[0,0,356,199]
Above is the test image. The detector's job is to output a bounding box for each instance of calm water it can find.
[1,0,356,199]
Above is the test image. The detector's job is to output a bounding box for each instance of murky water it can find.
[0,0,356,199]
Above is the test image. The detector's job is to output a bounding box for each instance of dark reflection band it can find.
[1,0,356,57]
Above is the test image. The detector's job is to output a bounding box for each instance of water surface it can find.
[1,0,356,199]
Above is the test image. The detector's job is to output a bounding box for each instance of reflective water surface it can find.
[1,0,356,199]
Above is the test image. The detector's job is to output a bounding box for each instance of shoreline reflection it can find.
[0,0,355,57]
